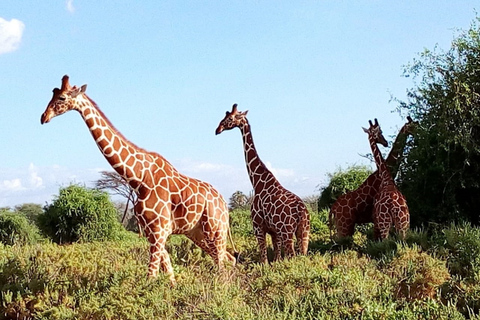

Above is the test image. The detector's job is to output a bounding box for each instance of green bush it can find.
[37,184,125,244]
[318,165,372,210]
[0,210,41,246]
[438,222,480,280]
[397,16,480,226]
[1,223,479,319]
[387,245,450,301]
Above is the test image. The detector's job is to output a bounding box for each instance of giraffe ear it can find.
[242,110,248,116]
[362,127,369,133]
[80,84,87,93]
[70,86,85,98]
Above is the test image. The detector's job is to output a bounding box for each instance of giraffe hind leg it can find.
[296,213,310,255]
[281,232,296,258]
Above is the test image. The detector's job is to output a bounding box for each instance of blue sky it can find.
[0,1,478,207]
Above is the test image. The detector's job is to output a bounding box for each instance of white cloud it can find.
[265,161,295,178]
[28,163,43,189]
[66,0,75,13]
[1,178,24,192]
[0,164,106,207]
[0,17,25,54]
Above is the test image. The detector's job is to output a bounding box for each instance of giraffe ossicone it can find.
[41,75,237,285]
[216,103,310,263]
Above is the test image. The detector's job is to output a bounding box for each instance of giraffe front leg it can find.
[254,227,268,264]
[136,200,176,285]
[147,231,176,285]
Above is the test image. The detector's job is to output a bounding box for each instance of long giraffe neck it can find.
[238,119,279,192]
[369,135,394,188]
[385,127,410,177]
[77,95,150,188]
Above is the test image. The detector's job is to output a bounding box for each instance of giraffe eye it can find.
[58,96,66,101]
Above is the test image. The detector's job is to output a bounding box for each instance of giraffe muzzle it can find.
[40,112,51,124]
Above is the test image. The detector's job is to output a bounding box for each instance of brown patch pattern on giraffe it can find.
[216,104,310,263]
[363,119,410,240]
[329,117,415,238]
[41,75,237,285]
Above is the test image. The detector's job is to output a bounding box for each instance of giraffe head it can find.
[40,75,87,124]
[215,104,248,135]
[363,118,388,147]
[400,116,417,135]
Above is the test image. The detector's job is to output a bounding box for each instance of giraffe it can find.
[40,75,237,285]
[215,104,310,263]
[329,117,415,238]
[363,118,410,240]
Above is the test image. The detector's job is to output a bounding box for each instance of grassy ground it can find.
[1,209,480,319]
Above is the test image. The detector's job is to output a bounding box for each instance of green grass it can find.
[1,210,480,319]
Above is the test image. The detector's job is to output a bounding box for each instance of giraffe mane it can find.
[82,94,167,161]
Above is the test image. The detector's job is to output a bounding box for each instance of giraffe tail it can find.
[328,208,334,240]
[228,224,240,262]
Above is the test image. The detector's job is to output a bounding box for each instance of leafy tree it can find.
[228,190,252,211]
[318,165,372,210]
[37,184,124,243]
[396,16,480,226]
[14,203,43,224]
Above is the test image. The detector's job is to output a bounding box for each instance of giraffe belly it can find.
[171,205,203,234]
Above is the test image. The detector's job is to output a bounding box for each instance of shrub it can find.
[387,245,450,301]
[37,184,124,244]
[439,222,480,280]
[0,210,41,246]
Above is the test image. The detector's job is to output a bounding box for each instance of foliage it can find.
[4,211,480,319]
[397,16,480,226]
[437,222,480,281]
[317,165,372,210]
[387,245,450,301]
[0,209,41,246]
[37,184,125,244]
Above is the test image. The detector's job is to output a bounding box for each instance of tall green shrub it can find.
[37,184,124,243]
[397,15,480,226]
[0,210,41,246]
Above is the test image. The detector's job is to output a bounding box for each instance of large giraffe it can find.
[215,104,310,263]
[363,119,410,240]
[40,75,236,285]
[329,117,415,238]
